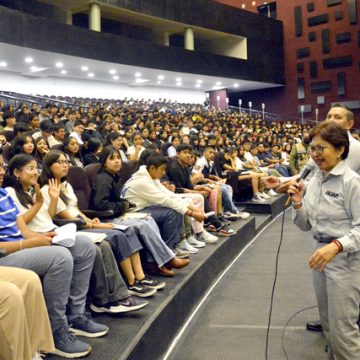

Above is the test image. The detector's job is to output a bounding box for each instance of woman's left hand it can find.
[308,243,339,272]
[91,218,101,224]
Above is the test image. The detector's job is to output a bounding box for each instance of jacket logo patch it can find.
[325,190,339,198]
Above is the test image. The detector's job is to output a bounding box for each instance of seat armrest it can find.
[82,209,115,220]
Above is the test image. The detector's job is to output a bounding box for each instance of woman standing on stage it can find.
[289,121,360,360]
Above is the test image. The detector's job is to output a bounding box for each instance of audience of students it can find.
[0,95,315,358]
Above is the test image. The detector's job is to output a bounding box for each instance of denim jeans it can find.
[0,236,96,335]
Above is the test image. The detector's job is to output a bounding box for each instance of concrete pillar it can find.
[89,2,101,32]
[65,10,73,25]
[184,27,194,51]
[164,31,170,47]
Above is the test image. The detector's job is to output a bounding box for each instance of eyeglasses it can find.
[55,160,70,165]
[310,145,329,155]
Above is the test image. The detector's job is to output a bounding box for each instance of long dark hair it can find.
[39,150,69,205]
[10,132,35,157]
[4,154,36,208]
[63,135,84,166]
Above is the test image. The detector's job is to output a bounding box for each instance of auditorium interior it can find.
[0,0,359,359]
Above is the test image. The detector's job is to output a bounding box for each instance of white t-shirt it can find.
[41,182,80,218]
[127,145,145,160]
[5,187,55,232]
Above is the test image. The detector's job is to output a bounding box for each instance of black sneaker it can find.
[128,280,157,298]
[90,296,148,314]
[138,276,166,290]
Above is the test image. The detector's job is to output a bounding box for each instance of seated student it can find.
[63,136,84,168]
[232,146,270,202]
[167,136,181,158]
[39,150,163,296]
[90,146,189,277]
[28,115,40,132]
[10,133,35,158]
[122,153,218,249]
[192,147,250,219]
[105,132,128,162]
[0,267,54,360]
[33,136,49,170]
[48,123,66,148]
[0,148,106,359]
[82,137,103,166]
[69,120,85,146]
[4,153,149,313]
[260,143,290,177]
[167,144,234,236]
[127,132,145,161]
[2,111,16,131]
[32,120,55,146]
[82,120,103,143]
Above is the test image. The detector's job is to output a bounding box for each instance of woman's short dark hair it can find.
[85,137,102,154]
[99,146,120,166]
[310,121,349,159]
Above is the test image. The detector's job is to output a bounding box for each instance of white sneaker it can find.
[176,240,199,254]
[198,230,218,244]
[252,193,266,202]
[187,235,206,248]
[260,192,271,199]
[268,189,278,197]
[175,247,190,259]
[235,211,251,220]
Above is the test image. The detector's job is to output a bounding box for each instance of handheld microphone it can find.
[285,162,316,206]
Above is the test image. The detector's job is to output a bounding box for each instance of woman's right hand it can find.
[48,179,60,200]
[28,232,56,247]
[287,181,305,203]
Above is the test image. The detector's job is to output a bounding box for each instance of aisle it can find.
[166,210,327,360]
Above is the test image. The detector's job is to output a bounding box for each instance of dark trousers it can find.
[141,206,183,250]
[89,241,129,306]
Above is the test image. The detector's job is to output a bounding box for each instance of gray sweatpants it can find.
[313,243,360,360]
[0,236,96,336]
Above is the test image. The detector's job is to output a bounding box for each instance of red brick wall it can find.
[215,0,360,126]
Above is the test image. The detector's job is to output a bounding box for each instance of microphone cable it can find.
[264,205,287,360]
[264,195,319,360]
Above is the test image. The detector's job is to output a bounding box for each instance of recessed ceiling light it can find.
[55,62,63,68]
[135,72,141,77]
[61,70,67,74]
[196,79,203,83]
[195,83,201,88]
[176,82,182,86]
[176,77,182,82]
[158,75,164,80]
[87,72,94,78]
[113,75,119,80]
[135,78,143,83]
[25,57,33,63]
[157,80,162,84]
[233,83,239,88]
[109,69,116,75]
[216,81,222,86]
[81,66,89,71]
[30,66,38,71]
[0,61,7,67]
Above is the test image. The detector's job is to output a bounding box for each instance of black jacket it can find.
[90,168,129,217]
